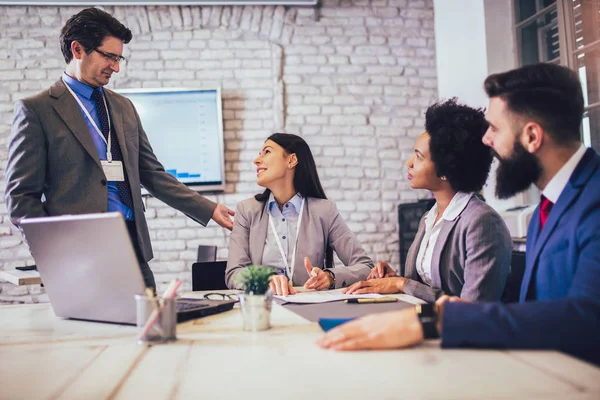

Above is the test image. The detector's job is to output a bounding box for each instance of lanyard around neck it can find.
[63,78,114,162]
[268,198,305,284]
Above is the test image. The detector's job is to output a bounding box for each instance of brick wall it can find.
[0,0,436,303]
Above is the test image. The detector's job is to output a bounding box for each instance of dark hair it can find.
[484,63,584,144]
[425,98,492,193]
[255,133,333,268]
[60,7,132,64]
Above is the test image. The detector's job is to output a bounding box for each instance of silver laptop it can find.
[20,212,146,325]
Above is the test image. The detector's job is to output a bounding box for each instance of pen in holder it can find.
[136,280,181,344]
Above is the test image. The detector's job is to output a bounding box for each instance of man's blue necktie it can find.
[91,88,134,211]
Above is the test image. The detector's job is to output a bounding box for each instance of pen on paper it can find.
[345,297,398,304]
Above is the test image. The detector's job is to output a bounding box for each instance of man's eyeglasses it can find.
[202,293,239,302]
[94,48,126,64]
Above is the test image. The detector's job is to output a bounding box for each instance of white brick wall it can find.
[0,0,435,303]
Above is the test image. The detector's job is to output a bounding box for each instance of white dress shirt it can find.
[415,192,474,285]
[261,193,303,277]
[542,144,587,203]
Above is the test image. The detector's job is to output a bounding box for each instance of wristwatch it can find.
[324,269,336,289]
[415,303,440,339]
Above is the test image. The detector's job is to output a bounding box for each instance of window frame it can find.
[514,1,563,65]
[513,0,600,148]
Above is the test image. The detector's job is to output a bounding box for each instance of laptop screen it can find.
[20,212,146,325]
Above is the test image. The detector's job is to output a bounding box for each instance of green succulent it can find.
[236,265,275,295]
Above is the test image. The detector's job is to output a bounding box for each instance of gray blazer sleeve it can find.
[402,280,442,303]
[325,202,374,288]
[459,209,511,301]
[5,99,49,228]
[225,201,251,289]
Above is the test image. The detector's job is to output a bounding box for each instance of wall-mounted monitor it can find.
[116,88,225,193]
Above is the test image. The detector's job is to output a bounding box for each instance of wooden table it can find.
[1,290,599,400]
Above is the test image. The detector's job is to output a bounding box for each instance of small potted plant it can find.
[235,265,275,332]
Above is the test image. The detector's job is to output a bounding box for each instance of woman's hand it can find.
[367,261,398,279]
[342,277,406,295]
[269,274,296,296]
[303,257,334,291]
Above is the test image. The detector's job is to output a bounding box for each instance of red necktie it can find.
[539,195,554,230]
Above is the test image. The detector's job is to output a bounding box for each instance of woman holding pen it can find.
[225,133,374,296]
[343,99,512,303]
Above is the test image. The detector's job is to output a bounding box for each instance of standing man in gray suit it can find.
[4,8,234,290]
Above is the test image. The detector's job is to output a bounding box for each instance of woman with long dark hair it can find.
[226,133,374,295]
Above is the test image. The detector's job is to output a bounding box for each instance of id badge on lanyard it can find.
[269,198,305,285]
[100,160,125,181]
[63,78,125,182]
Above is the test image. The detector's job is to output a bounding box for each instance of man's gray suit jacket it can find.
[5,78,217,262]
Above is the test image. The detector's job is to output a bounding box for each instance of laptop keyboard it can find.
[176,299,210,312]
[175,298,237,323]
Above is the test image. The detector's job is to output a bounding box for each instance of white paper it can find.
[275,291,385,304]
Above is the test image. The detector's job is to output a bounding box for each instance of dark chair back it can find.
[398,199,435,276]
[197,245,217,263]
[501,251,526,303]
[192,261,228,291]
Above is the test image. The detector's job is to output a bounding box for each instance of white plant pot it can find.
[239,290,273,332]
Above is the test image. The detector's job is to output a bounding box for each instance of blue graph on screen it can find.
[117,88,225,191]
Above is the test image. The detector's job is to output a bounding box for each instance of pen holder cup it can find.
[239,291,273,332]
[135,295,177,344]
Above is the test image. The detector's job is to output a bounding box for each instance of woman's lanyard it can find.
[268,198,305,284]
[63,78,114,162]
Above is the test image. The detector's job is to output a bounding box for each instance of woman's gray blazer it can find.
[402,196,512,303]
[226,197,374,289]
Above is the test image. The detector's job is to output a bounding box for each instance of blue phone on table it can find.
[318,318,354,332]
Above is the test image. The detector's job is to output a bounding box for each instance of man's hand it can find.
[342,277,406,295]
[212,203,235,231]
[317,308,424,351]
[269,275,296,296]
[367,261,398,279]
[434,295,465,335]
[435,294,469,307]
[303,257,333,291]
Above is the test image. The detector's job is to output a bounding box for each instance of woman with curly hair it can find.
[343,98,511,302]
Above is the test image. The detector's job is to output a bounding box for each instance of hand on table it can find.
[436,295,470,307]
[367,261,398,279]
[317,308,424,351]
[269,275,296,296]
[342,277,406,295]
